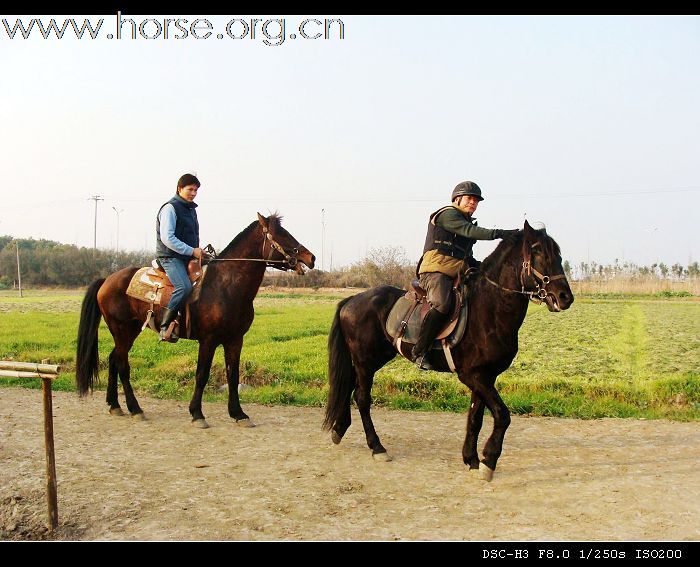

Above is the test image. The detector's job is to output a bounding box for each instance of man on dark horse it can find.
[156,173,205,342]
[412,181,519,370]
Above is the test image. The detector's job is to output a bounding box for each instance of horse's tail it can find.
[76,278,106,397]
[323,296,356,431]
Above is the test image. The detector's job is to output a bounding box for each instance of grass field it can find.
[0,288,698,420]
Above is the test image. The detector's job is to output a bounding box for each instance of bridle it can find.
[207,226,301,270]
[260,225,300,269]
[484,242,567,305]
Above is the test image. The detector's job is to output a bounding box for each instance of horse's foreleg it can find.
[476,384,511,481]
[223,338,252,426]
[189,339,217,427]
[462,390,485,470]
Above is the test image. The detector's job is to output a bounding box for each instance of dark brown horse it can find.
[323,220,573,480]
[76,213,315,428]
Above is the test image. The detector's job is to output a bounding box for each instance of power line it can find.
[105,186,700,203]
[4,186,699,211]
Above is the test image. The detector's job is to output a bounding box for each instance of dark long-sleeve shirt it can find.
[419,207,499,277]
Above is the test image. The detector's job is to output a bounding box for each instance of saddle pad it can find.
[126,265,208,306]
[126,267,166,304]
[385,291,469,349]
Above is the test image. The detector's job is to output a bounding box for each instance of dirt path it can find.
[1,387,698,541]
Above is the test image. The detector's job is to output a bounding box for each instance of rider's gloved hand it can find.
[494,229,519,242]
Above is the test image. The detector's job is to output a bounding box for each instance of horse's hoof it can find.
[131,412,146,421]
[479,463,494,482]
[331,431,342,445]
[235,418,255,428]
[372,451,392,462]
[192,419,210,429]
[109,408,125,416]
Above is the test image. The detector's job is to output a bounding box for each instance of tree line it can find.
[0,236,152,289]
[264,248,700,290]
[1,236,697,290]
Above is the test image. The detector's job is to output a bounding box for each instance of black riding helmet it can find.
[452,181,483,202]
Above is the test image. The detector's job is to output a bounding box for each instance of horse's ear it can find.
[522,219,536,245]
[257,213,269,230]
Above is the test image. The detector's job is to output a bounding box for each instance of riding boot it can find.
[411,308,449,370]
[159,307,180,343]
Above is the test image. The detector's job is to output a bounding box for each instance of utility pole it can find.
[88,195,104,252]
[16,240,23,298]
[321,208,326,272]
[112,206,124,255]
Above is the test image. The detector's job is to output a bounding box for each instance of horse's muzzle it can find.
[294,251,315,274]
[545,288,574,312]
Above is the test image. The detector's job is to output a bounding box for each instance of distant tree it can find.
[562,260,571,277]
[579,262,589,279]
[340,246,415,288]
[0,235,14,251]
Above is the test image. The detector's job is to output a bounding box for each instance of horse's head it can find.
[520,220,574,312]
[257,213,316,275]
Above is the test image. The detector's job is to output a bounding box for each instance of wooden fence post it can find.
[0,359,60,531]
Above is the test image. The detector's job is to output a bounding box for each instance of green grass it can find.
[0,289,698,420]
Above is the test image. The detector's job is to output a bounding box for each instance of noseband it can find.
[516,260,567,303]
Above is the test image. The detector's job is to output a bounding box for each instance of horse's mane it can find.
[218,213,283,257]
[480,231,523,275]
[480,227,561,276]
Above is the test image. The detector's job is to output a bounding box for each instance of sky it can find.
[1,15,698,272]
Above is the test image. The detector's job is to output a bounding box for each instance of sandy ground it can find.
[1,386,698,541]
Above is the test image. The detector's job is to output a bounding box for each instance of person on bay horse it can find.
[412,180,519,370]
[156,173,205,342]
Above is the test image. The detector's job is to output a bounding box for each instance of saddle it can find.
[125,258,208,340]
[385,270,475,372]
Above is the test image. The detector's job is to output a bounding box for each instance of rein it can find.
[206,226,300,270]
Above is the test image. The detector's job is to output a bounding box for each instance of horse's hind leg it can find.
[106,350,125,416]
[332,388,353,444]
[354,369,390,461]
[113,324,145,419]
[462,390,485,470]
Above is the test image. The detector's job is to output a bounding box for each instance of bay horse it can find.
[76,213,315,428]
[323,220,573,481]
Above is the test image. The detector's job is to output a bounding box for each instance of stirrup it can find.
[413,354,434,371]
[159,320,180,343]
